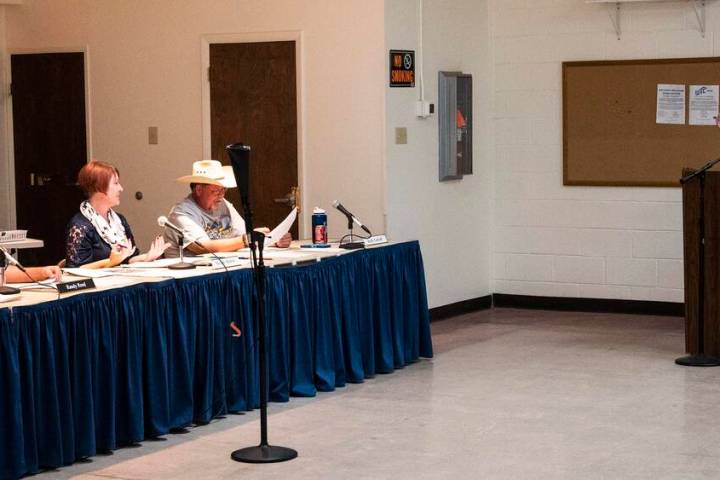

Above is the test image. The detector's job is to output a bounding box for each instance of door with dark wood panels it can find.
[11,52,87,266]
[209,41,298,238]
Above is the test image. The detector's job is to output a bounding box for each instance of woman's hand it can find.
[41,265,62,282]
[144,236,171,262]
[109,243,136,266]
[20,266,62,283]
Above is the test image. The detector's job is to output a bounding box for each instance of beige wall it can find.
[3,0,385,248]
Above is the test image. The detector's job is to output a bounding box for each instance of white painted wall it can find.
[0,6,9,230]
[385,0,493,308]
[2,0,385,248]
[490,0,715,303]
[3,0,706,307]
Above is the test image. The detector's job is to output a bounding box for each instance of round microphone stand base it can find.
[338,228,366,250]
[0,285,20,295]
[168,262,196,270]
[231,444,298,464]
[169,234,197,270]
[675,354,720,367]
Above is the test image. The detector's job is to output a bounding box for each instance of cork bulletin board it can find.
[563,57,720,187]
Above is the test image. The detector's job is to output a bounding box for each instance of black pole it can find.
[676,166,720,367]
[168,232,197,270]
[229,145,297,463]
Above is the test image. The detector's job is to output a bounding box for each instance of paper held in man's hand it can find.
[262,207,297,248]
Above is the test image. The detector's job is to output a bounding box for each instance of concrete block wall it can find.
[385,0,492,309]
[490,0,720,303]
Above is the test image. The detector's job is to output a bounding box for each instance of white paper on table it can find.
[103,267,186,278]
[261,248,313,258]
[62,267,115,278]
[0,292,21,302]
[120,258,185,268]
[15,280,58,291]
[689,85,719,125]
[656,84,686,124]
[262,207,297,248]
[198,251,251,259]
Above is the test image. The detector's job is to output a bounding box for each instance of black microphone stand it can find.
[168,232,197,270]
[676,157,720,367]
[0,251,20,295]
[231,193,298,463]
[339,215,365,250]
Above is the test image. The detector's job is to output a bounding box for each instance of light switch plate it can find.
[395,127,407,144]
[148,126,158,145]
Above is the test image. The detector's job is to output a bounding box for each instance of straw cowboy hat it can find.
[176,160,237,188]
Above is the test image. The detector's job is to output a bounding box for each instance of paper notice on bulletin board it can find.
[689,85,719,125]
[656,84,686,124]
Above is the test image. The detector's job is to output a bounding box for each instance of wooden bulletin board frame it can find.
[563,57,720,187]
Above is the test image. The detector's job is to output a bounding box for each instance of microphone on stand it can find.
[158,216,197,270]
[158,216,185,237]
[0,246,50,293]
[0,247,21,295]
[332,200,372,235]
[225,143,298,464]
[158,217,235,272]
[0,246,25,271]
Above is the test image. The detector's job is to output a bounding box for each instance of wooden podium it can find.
[680,166,720,364]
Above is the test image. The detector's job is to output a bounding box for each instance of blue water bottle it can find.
[312,207,328,244]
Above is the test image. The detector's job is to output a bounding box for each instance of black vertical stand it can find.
[229,152,297,463]
[676,158,720,367]
[0,250,21,295]
[339,217,365,250]
[168,233,197,270]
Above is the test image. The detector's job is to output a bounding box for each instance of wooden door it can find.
[11,53,87,265]
[209,41,298,237]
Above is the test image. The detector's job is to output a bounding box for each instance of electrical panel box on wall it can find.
[438,71,473,181]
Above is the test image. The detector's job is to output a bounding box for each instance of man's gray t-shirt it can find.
[164,195,246,257]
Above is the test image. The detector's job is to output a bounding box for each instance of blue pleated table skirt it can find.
[0,241,433,479]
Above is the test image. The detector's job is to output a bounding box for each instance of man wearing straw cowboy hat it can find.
[163,159,291,258]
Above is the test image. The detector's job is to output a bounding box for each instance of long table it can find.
[0,241,433,479]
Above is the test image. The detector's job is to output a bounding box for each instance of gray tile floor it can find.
[46,308,720,479]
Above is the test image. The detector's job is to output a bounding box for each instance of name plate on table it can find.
[364,235,388,246]
[211,257,245,269]
[57,278,96,293]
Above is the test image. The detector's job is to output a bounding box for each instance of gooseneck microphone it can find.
[0,246,25,271]
[158,216,184,236]
[0,246,51,293]
[332,200,372,235]
[0,247,21,295]
[158,216,236,273]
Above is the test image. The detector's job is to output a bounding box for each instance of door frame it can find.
[2,46,93,229]
[200,31,306,238]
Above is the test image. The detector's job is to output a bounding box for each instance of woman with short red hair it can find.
[65,160,168,268]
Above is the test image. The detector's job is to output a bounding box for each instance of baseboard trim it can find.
[429,295,492,321]
[428,294,685,320]
[492,294,684,317]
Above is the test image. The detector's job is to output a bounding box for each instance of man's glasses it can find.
[205,186,226,195]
